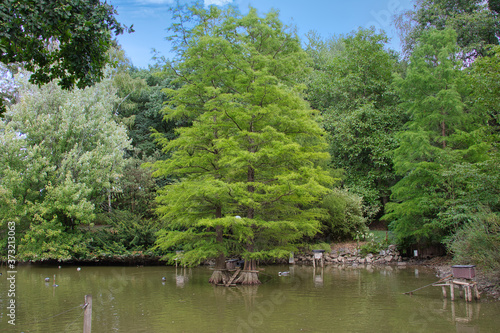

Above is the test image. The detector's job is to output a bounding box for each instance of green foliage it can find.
[446,211,500,274]
[152,4,333,266]
[306,28,404,220]
[34,176,95,229]
[306,28,397,111]
[396,0,500,62]
[434,147,500,236]
[469,45,500,129]
[113,65,184,158]
[319,189,367,241]
[385,28,493,247]
[0,75,131,260]
[17,218,90,261]
[2,2,497,267]
[109,154,158,218]
[310,242,332,252]
[356,231,393,256]
[91,210,159,254]
[0,0,131,100]
[370,230,395,244]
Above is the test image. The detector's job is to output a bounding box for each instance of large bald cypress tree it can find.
[152,4,332,284]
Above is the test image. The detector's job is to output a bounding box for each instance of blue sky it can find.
[108,0,414,68]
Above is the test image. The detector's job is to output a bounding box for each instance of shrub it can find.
[446,211,500,274]
[357,231,388,256]
[320,188,368,241]
[91,210,159,254]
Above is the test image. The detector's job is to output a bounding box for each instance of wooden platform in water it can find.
[433,278,480,302]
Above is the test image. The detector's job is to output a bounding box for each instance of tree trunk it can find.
[235,258,261,285]
[441,120,446,149]
[208,250,230,285]
[236,130,261,285]
[209,206,230,285]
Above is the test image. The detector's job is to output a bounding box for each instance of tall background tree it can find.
[442,44,500,272]
[0,74,131,260]
[395,0,500,63]
[384,29,492,247]
[306,29,405,225]
[390,0,500,270]
[88,48,172,257]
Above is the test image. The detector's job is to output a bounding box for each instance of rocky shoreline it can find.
[293,244,406,266]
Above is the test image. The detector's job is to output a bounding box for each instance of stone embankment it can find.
[293,245,408,266]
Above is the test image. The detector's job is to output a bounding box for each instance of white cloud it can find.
[204,0,233,6]
[136,0,174,4]
[125,0,232,8]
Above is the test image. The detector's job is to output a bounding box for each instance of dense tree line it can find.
[0,0,498,276]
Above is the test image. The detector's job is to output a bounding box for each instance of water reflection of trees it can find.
[212,283,260,308]
[8,265,495,332]
[175,267,191,288]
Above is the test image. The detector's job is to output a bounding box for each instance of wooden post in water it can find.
[83,295,92,333]
[473,284,480,300]
[467,285,473,302]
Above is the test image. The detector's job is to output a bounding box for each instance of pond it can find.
[1,264,499,332]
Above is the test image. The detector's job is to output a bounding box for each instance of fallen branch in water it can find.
[403,274,453,295]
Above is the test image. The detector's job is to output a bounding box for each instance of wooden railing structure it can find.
[404,265,480,302]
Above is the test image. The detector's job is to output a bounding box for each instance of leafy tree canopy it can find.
[0,74,131,260]
[385,29,492,246]
[0,0,132,115]
[152,4,333,280]
[306,28,404,221]
[396,0,500,62]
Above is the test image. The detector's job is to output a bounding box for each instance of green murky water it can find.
[1,264,499,332]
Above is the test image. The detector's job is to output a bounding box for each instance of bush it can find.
[446,211,500,274]
[320,188,368,241]
[357,231,389,256]
[91,210,159,254]
[310,242,332,252]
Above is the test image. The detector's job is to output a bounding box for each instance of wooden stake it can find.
[441,286,447,298]
[473,284,480,300]
[83,295,92,333]
[450,282,455,301]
